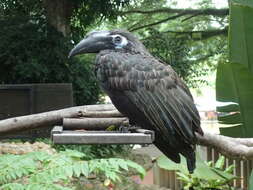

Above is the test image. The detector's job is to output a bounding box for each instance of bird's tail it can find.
[181,149,196,174]
[155,141,196,173]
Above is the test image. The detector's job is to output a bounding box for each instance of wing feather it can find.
[97,52,202,145]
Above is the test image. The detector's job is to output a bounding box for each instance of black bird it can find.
[69,30,204,173]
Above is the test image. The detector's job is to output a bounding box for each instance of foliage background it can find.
[0,0,130,105]
[0,0,229,106]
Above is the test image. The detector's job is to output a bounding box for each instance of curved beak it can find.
[68,31,112,58]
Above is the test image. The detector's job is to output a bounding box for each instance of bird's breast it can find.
[95,52,180,93]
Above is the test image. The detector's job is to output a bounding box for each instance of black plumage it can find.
[69,30,204,173]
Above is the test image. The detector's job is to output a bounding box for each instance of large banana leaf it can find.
[216,0,253,137]
[229,0,253,73]
[157,154,235,181]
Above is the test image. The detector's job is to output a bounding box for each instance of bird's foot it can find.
[119,125,141,133]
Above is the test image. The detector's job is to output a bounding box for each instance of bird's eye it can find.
[113,36,122,44]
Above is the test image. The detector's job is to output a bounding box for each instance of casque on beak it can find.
[68,31,113,58]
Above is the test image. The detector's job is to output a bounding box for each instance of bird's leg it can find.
[118,119,130,132]
[119,119,141,133]
[128,125,141,132]
[129,119,142,131]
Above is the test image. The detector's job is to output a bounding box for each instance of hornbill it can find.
[69,30,203,173]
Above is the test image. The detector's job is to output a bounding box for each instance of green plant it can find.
[249,170,253,189]
[0,15,102,105]
[0,1,104,106]
[0,150,145,190]
[216,0,253,137]
[36,138,132,160]
[53,144,133,160]
[178,156,235,190]
[103,0,228,88]
[157,154,236,190]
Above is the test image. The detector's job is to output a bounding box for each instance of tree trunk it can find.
[42,0,75,36]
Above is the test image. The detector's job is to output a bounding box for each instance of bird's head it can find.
[68,30,148,58]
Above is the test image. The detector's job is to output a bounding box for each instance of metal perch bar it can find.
[51,126,155,145]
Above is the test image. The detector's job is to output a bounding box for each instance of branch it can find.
[197,132,253,160]
[163,27,228,40]
[129,18,228,34]
[0,104,120,134]
[125,8,229,32]
[189,53,215,64]
[63,117,128,130]
[141,28,228,43]
[129,13,186,32]
[120,8,229,17]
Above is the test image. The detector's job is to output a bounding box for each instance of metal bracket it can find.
[51,126,155,145]
[135,129,155,142]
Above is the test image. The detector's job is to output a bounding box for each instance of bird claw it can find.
[119,125,141,133]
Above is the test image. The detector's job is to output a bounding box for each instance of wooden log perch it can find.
[63,117,129,130]
[1,103,253,160]
[79,110,123,118]
[0,104,121,134]
[197,132,253,160]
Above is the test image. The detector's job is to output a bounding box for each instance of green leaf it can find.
[217,62,253,138]
[230,0,253,73]
[81,162,89,177]
[216,0,253,137]
[224,165,235,174]
[212,168,236,181]
[214,156,225,169]
[176,172,191,182]
[232,0,253,7]
[157,154,235,181]
[125,160,146,179]
[249,170,253,189]
[64,165,73,178]
[0,183,25,190]
[105,171,118,181]
[217,104,239,113]
[73,162,82,177]
[157,155,188,173]
[193,156,226,180]
[218,112,241,125]
[61,149,85,159]
[117,159,129,171]
[0,149,145,188]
